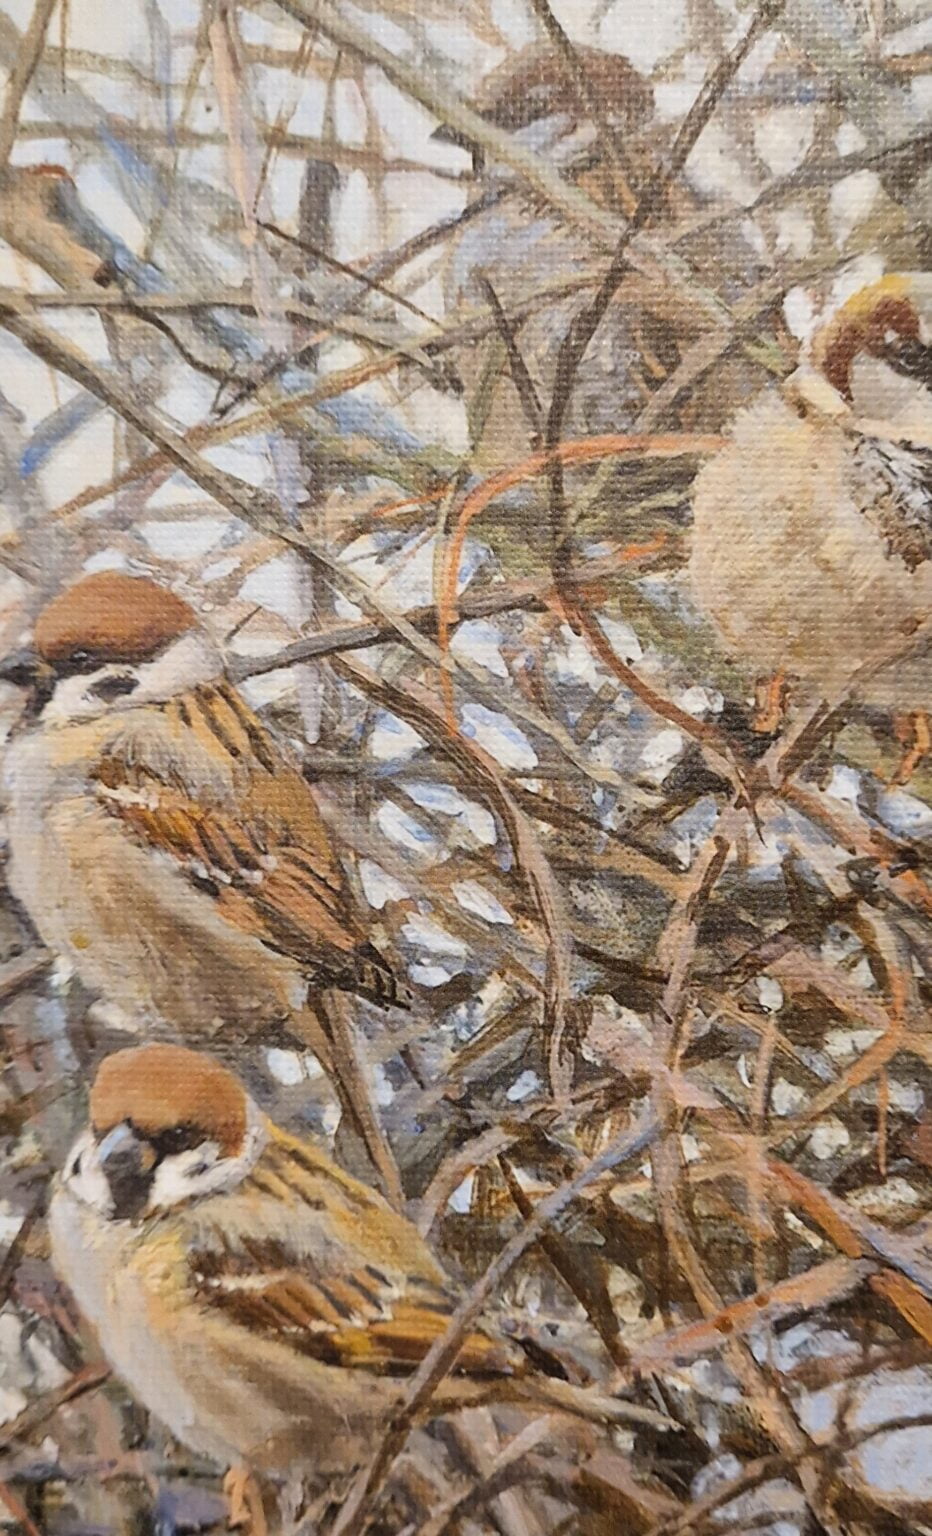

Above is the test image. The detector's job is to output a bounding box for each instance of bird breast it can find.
[689,392,932,700]
[49,1181,401,1476]
[48,1183,239,1465]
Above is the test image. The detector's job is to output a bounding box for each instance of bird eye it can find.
[150,1123,204,1158]
[88,673,138,703]
[187,1162,211,1179]
[64,649,104,675]
[877,335,932,388]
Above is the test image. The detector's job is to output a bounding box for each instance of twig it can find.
[0,1476,42,1536]
[259,219,437,327]
[539,0,786,796]
[46,265,609,523]
[773,782,932,924]
[413,1419,556,1536]
[360,189,502,288]
[478,276,543,448]
[0,1367,110,1455]
[764,597,932,790]
[644,1452,790,1536]
[498,1153,630,1368]
[0,1198,42,1315]
[545,0,786,491]
[10,118,473,174]
[524,0,639,217]
[635,213,926,433]
[767,1160,932,1308]
[0,305,641,797]
[651,823,735,1318]
[228,542,670,681]
[0,0,60,169]
[649,807,809,1461]
[416,1123,524,1237]
[435,436,723,747]
[0,950,51,1003]
[333,658,574,1099]
[674,127,932,244]
[0,280,448,377]
[316,991,403,1208]
[630,1257,874,1374]
[328,1114,660,1535]
[764,910,912,1147]
[269,0,622,249]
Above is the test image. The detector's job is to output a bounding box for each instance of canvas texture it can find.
[0,1,928,1533]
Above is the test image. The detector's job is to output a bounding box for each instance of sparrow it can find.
[435,44,653,179]
[50,1044,667,1521]
[689,273,932,777]
[439,45,759,470]
[0,571,405,1167]
[438,45,663,472]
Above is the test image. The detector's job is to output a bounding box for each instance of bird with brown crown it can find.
[439,44,765,472]
[50,1044,668,1532]
[689,273,932,780]
[0,571,407,1190]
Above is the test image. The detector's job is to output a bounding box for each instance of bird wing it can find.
[184,1130,511,1378]
[852,433,932,573]
[92,680,399,1002]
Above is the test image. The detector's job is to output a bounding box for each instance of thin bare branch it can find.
[0,0,59,169]
[328,1113,660,1535]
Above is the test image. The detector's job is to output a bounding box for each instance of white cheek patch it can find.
[61,1105,268,1221]
[130,633,223,705]
[149,1142,223,1210]
[40,633,224,725]
[147,1112,268,1214]
[61,1130,114,1217]
[43,673,110,725]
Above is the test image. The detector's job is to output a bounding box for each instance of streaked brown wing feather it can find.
[191,1251,506,1374]
[187,1136,511,1378]
[93,682,400,1001]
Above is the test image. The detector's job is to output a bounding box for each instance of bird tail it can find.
[505,1377,674,1431]
[295,994,403,1209]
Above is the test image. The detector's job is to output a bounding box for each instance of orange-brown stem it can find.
[753,672,789,735]
[892,709,931,785]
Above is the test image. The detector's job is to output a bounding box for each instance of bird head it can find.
[812,274,932,402]
[432,45,653,187]
[60,1043,266,1224]
[0,571,222,725]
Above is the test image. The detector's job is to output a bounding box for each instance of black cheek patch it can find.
[104,1148,156,1223]
[88,674,140,704]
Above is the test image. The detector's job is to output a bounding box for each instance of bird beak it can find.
[0,647,45,688]
[0,648,54,717]
[97,1122,158,1222]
